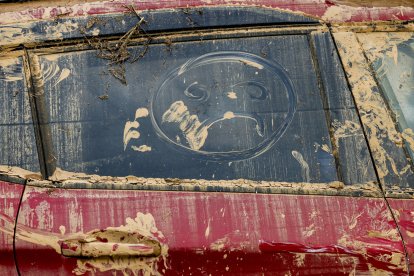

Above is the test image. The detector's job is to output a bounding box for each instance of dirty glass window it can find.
[358,32,414,158]
[33,31,377,184]
[0,56,39,171]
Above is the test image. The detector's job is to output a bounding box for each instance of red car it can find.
[1,0,414,275]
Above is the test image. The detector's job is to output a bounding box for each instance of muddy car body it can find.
[1,0,414,275]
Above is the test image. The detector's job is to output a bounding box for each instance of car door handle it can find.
[61,238,161,258]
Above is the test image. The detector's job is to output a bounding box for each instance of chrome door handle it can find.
[61,238,161,258]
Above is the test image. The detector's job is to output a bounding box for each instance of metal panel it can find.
[14,186,407,275]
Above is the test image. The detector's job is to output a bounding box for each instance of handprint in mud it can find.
[150,51,297,161]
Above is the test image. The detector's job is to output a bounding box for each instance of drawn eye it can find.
[184,82,210,101]
[232,81,269,100]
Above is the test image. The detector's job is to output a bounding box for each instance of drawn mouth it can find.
[204,112,265,137]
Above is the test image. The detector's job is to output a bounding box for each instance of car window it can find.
[0,55,39,172]
[30,27,377,184]
[358,32,414,159]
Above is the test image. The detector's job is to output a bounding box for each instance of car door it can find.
[2,6,408,275]
[0,54,40,274]
[335,29,414,272]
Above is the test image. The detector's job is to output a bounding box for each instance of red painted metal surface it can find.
[12,186,407,275]
[388,199,414,273]
[0,181,24,275]
[0,0,413,25]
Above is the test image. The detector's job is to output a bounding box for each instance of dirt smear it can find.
[357,32,413,64]
[333,32,413,183]
[0,166,382,198]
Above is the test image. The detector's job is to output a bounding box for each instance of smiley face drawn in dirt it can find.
[150,51,297,160]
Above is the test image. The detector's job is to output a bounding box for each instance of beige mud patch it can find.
[357,32,413,63]
[0,211,168,275]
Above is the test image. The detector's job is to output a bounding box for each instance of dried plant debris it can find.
[81,6,151,85]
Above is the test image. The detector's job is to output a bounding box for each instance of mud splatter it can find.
[54,68,70,86]
[227,91,237,99]
[210,237,228,252]
[59,225,66,235]
[0,165,42,180]
[292,151,310,182]
[123,107,149,150]
[0,57,23,82]
[357,32,413,64]
[334,32,405,180]
[321,144,331,153]
[223,111,235,120]
[402,128,414,152]
[45,21,79,39]
[131,145,152,152]
[332,120,362,147]
[205,219,211,239]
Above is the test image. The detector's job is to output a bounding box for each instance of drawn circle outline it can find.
[150,51,297,160]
